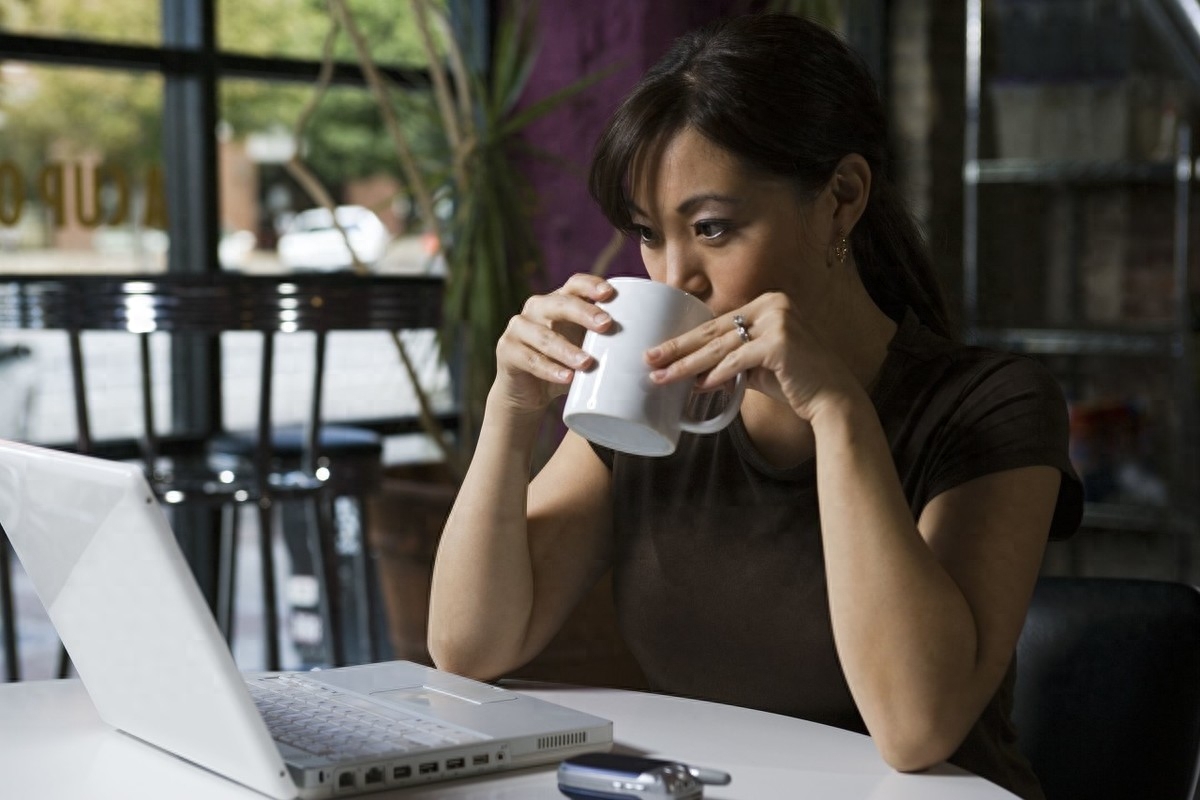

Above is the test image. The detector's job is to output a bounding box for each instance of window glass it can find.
[0,1,456,453]
[217,0,444,66]
[0,0,160,46]
[218,79,441,275]
[220,329,453,433]
[0,63,166,274]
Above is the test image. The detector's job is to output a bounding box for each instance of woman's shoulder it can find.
[883,311,1066,411]
[882,312,1082,536]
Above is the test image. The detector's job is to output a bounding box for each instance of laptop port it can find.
[364,767,384,785]
[337,771,356,790]
[418,762,439,775]
[472,754,489,766]
[446,757,465,770]
[393,765,411,780]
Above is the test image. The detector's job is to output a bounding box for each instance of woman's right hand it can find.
[491,273,615,417]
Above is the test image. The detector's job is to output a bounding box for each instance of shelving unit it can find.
[963,0,1200,576]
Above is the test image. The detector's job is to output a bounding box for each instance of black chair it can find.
[0,274,443,675]
[1013,576,1200,800]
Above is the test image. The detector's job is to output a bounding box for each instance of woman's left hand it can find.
[644,291,861,421]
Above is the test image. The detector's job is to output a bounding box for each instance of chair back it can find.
[1014,576,1200,800]
[0,273,442,463]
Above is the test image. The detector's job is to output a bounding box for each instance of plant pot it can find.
[367,464,648,689]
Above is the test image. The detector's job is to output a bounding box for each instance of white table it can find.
[0,679,1017,799]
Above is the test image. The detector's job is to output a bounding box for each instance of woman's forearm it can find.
[811,393,983,768]
[426,391,545,679]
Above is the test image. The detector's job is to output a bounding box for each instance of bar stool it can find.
[0,273,443,674]
[208,417,386,667]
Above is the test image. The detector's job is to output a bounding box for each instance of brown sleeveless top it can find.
[592,309,1083,800]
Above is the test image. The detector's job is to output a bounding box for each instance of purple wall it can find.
[518,2,738,291]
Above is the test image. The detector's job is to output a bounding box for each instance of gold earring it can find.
[831,233,848,267]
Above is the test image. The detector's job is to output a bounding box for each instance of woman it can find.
[427,14,1081,799]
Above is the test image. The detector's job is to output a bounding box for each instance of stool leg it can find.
[302,499,332,667]
[311,492,346,667]
[1,532,19,682]
[257,500,281,672]
[216,503,241,645]
[357,496,386,663]
[337,496,372,665]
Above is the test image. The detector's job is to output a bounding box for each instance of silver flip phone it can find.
[557,753,731,800]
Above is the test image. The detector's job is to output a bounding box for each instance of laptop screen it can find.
[0,440,296,798]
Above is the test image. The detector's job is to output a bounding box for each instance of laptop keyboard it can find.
[247,674,487,761]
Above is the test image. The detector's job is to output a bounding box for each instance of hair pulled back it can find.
[588,13,951,338]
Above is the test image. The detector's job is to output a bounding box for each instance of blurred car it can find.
[218,229,256,270]
[276,205,390,271]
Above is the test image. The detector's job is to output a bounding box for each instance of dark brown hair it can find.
[588,13,951,338]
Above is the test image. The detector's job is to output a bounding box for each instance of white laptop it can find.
[0,439,612,798]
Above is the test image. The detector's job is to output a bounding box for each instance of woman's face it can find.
[627,127,834,317]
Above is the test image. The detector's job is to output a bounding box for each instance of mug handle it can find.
[679,372,746,435]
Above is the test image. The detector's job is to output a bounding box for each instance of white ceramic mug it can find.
[563,277,746,457]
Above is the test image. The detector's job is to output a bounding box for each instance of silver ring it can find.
[732,314,750,344]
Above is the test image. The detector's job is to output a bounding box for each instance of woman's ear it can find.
[828,153,871,236]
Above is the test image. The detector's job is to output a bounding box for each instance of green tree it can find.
[1,0,161,170]
[0,0,444,205]
[219,0,437,67]
[219,0,446,197]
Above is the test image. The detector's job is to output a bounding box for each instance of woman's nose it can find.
[662,244,711,299]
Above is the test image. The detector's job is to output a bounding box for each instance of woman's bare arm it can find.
[427,274,617,680]
[813,393,1056,771]
[427,415,613,680]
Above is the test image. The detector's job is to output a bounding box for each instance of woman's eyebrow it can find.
[676,193,741,215]
[626,194,742,218]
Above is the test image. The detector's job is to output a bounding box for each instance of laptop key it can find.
[250,676,485,763]
[402,731,445,747]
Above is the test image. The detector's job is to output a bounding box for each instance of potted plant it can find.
[315,0,604,468]
[287,0,643,685]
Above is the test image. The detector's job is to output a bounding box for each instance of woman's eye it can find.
[633,225,656,244]
[694,220,729,240]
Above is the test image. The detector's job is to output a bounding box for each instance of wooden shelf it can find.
[967,158,1183,185]
[967,328,1181,357]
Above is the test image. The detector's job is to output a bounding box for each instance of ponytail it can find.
[853,178,952,339]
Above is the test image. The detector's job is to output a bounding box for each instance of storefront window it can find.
[218,79,440,275]
[0,2,453,452]
[0,0,159,46]
[217,0,443,65]
[0,63,166,274]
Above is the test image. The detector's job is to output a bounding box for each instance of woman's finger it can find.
[649,323,751,386]
[555,273,615,302]
[523,286,613,334]
[497,334,578,386]
[501,313,596,375]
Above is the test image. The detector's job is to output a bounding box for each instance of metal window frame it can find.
[0,0,466,603]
